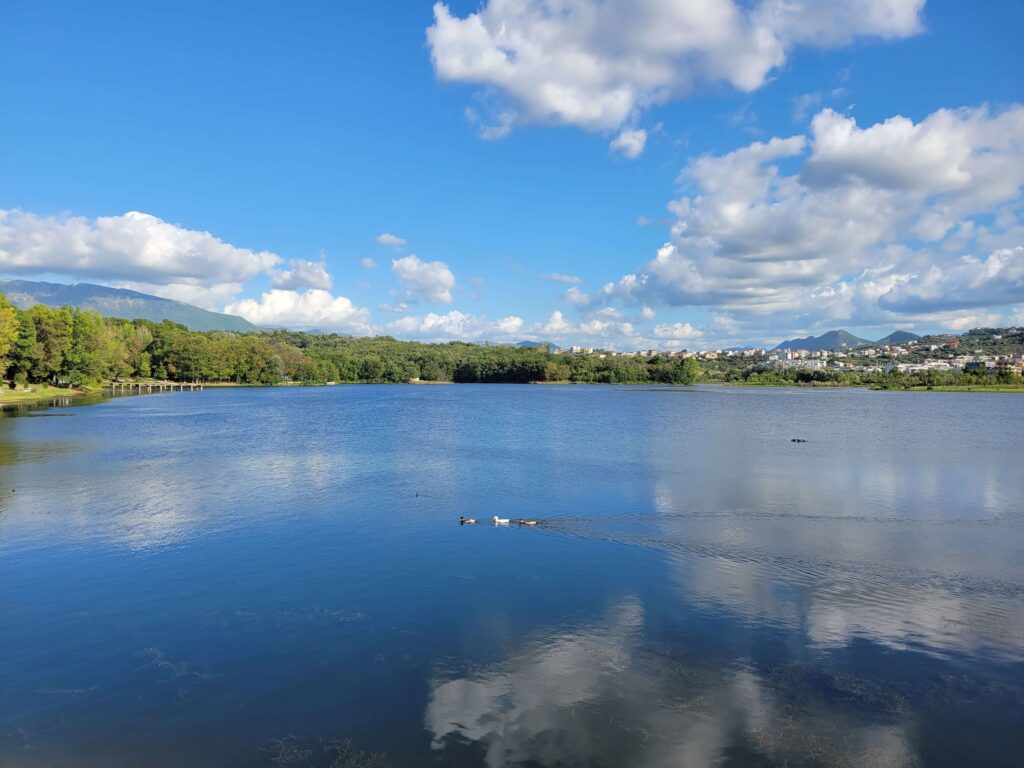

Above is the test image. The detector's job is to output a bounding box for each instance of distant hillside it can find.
[774,330,871,351]
[915,327,1024,356]
[0,279,257,332]
[876,330,922,345]
[774,329,923,351]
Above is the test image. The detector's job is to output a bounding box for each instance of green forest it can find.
[0,294,701,387]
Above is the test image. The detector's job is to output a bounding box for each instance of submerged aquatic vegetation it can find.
[262,736,388,768]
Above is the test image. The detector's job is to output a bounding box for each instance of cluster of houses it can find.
[765,346,1024,375]
[556,339,1024,375]
[770,349,1024,375]
[885,354,1024,375]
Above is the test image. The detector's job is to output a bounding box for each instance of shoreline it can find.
[2,379,1021,412]
[884,384,1024,393]
[706,380,1024,393]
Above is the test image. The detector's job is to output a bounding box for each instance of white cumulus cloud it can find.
[878,246,1024,313]
[224,289,372,333]
[271,258,333,290]
[653,322,703,340]
[0,209,281,285]
[531,307,640,343]
[376,232,407,249]
[392,254,457,304]
[495,315,525,335]
[578,307,635,339]
[800,107,1016,195]
[564,286,590,305]
[542,310,572,335]
[427,0,924,137]
[610,129,647,159]
[542,272,582,284]
[388,310,524,341]
[605,103,1024,334]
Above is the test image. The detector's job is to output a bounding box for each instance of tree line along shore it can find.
[0,294,700,392]
[0,293,1019,403]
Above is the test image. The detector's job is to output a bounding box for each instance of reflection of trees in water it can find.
[0,419,18,518]
[426,597,918,768]
[0,439,18,468]
[0,415,78,469]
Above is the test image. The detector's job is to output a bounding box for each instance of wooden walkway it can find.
[108,381,205,393]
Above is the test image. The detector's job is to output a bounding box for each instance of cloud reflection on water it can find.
[426,597,917,768]
[644,472,1024,662]
[2,388,1023,766]
[0,442,356,551]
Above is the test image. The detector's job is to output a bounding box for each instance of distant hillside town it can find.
[553,328,1024,378]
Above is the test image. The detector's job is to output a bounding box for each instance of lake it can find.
[1,384,1022,767]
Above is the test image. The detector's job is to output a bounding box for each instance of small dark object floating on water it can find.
[790,438,808,443]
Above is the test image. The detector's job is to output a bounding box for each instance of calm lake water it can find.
[1,385,1022,767]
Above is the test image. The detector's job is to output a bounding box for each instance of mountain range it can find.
[0,279,256,332]
[773,329,922,351]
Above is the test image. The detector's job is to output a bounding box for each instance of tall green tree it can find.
[124,324,154,377]
[27,305,73,383]
[103,324,132,381]
[7,309,39,384]
[64,309,107,385]
[0,294,19,367]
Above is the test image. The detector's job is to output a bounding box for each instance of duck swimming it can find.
[459,516,477,524]
[492,516,511,525]
[517,519,538,526]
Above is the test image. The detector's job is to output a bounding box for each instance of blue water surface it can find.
[1,385,1022,767]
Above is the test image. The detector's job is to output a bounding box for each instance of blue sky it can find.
[1,0,1022,348]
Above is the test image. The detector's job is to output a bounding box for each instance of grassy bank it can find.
[0,384,93,407]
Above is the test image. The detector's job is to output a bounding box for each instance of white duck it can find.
[493,515,510,525]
